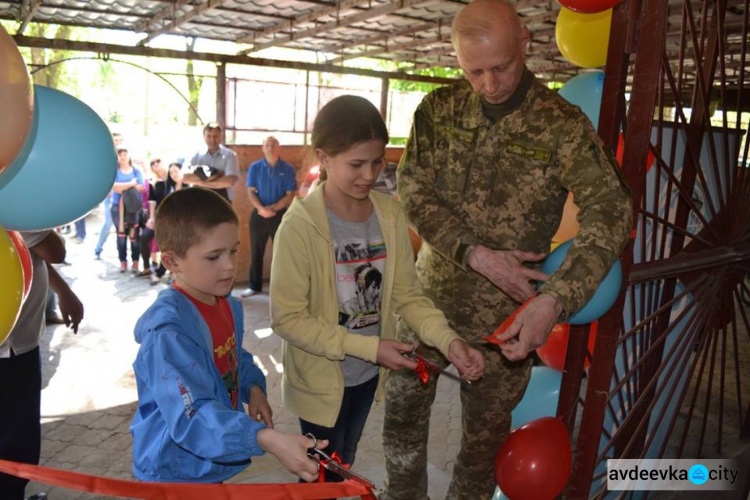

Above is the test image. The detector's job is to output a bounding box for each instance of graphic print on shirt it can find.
[334,240,386,330]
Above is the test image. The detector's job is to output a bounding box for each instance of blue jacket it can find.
[130,288,267,483]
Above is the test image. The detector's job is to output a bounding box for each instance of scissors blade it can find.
[321,461,376,489]
[407,351,471,385]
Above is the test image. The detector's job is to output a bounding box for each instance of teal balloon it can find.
[541,239,622,324]
[511,366,562,430]
[491,486,509,500]
[0,86,116,230]
[559,71,605,128]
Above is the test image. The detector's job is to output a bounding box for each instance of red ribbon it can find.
[482,297,534,345]
[0,459,373,499]
[414,358,430,384]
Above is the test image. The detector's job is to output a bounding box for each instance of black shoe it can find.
[26,493,48,500]
[46,314,66,325]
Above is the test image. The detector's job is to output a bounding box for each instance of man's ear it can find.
[161,251,179,272]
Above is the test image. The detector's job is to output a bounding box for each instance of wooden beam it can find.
[139,0,231,46]
[241,0,434,54]
[12,35,459,86]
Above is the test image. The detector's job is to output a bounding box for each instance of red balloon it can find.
[537,322,597,371]
[7,230,32,300]
[616,132,655,172]
[495,417,573,500]
[557,0,620,14]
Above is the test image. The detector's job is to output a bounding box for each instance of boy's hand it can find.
[376,339,418,371]
[257,429,325,483]
[248,385,273,428]
[447,339,485,381]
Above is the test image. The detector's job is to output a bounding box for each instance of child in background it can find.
[269,95,485,478]
[130,187,321,484]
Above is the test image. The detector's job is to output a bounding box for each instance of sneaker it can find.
[26,493,48,500]
[131,262,139,274]
[119,262,127,273]
[94,251,101,260]
[135,269,152,278]
[150,274,161,286]
[240,288,258,298]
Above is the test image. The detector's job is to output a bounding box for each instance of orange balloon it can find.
[537,322,598,371]
[0,25,34,176]
[552,192,580,243]
[616,132,655,172]
[7,230,33,300]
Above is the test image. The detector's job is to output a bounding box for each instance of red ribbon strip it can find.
[482,297,534,345]
[414,358,430,384]
[0,459,374,500]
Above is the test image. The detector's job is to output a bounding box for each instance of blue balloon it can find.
[0,86,116,230]
[559,71,605,128]
[491,486,509,500]
[541,239,622,324]
[511,366,562,430]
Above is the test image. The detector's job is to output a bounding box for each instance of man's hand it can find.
[376,339,418,371]
[447,339,485,381]
[247,385,274,428]
[467,245,549,303]
[495,294,563,361]
[258,207,277,218]
[56,285,84,334]
[257,430,324,483]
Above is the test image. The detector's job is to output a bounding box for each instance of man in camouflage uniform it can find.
[381,0,632,499]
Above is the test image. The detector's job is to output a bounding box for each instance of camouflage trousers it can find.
[381,340,531,500]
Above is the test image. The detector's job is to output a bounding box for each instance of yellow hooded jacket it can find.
[269,181,462,427]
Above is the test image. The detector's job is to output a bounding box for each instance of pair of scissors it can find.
[306,433,376,489]
[404,348,472,385]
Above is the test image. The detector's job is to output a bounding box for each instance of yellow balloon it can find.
[0,227,24,344]
[552,192,580,243]
[555,7,612,68]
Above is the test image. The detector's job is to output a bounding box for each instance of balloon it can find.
[7,230,33,300]
[0,86,117,230]
[491,487,509,500]
[616,132,655,172]
[0,25,34,177]
[0,227,25,344]
[511,366,563,429]
[555,8,612,68]
[537,322,598,371]
[495,417,572,499]
[559,71,605,127]
[541,239,622,324]
[552,192,580,243]
[557,0,620,14]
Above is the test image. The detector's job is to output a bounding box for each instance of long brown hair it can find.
[311,95,389,181]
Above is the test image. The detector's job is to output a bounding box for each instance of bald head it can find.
[452,0,524,50]
[451,0,529,104]
[262,135,281,164]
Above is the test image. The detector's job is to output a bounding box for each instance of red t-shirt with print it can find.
[174,286,239,410]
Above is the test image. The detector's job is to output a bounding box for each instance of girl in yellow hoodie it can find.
[269,95,485,477]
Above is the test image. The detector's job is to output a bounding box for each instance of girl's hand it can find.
[376,339,418,370]
[248,385,274,428]
[447,339,485,381]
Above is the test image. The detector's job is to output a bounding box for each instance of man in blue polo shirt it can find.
[240,136,297,297]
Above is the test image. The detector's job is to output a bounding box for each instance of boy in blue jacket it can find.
[130,187,322,483]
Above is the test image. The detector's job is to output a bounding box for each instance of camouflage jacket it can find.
[397,77,632,339]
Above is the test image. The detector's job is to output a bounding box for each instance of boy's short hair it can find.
[155,187,239,257]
